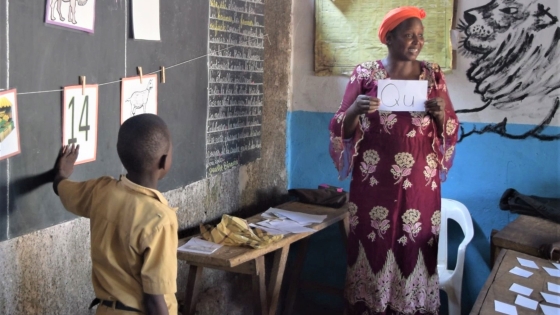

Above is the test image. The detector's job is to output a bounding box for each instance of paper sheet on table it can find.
[265,208,327,225]
[515,295,538,310]
[495,300,518,315]
[510,267,533,278]
[542,292,560,305]
[541,304,560,315]
[178,237,222,255]
[517,257,539,269]
[544,267,560,277]
[255,220,316,234]
[549,282,560,294]
[377,80,428,112]
[553,262,560,270]
[509,283,533,296]
[132,0,161,40]
[249,223,285,236]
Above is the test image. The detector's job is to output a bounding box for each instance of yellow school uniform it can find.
[58,175,178,314]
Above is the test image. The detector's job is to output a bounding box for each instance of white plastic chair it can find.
[437,198,474,315]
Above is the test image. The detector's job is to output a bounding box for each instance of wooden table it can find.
[491,215,560,267]
[177,201,349,315]
[471,249,560,314]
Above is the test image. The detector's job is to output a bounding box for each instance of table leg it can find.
[282,238,310,315]
[184,265,203,315]
[252,256,268,315]
[267,245,290,315]
[339,215,349,248]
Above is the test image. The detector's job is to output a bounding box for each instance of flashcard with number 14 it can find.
[62,85,98,164]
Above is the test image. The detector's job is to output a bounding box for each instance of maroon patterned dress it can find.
[329,60,458,315]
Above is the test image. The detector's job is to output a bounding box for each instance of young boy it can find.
[53,114,177,315]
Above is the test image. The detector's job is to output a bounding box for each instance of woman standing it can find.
[329,7,459,315]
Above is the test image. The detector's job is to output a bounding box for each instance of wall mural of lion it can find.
[458,0,560,140]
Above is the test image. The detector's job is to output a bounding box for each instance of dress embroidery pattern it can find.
[345,242,440,314]
[446,118,458,136]
[424,153,438,187]
[402,209,422,242]
[431,210,441,236]
[369,206,390,241]
[411,112,431,134]
[380,112,397,134]
[348,202,359,234]
[391,152,415,184]
[360,149,380,183]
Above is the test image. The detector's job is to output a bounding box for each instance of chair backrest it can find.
[437,198,475,266]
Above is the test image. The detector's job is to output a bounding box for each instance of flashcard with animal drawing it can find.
[45,0,96,33]
[0,89,21,161]
[62,85,99,164]
[120,75,158,124]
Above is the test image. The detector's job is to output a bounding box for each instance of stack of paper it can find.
[250,208,328,235]
[178,238,222,255]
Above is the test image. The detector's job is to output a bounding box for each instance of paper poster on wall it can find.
[132,0,161,40]
[45,0,96,33]
[377,80,428,112]
[62,85,99,164]
[121,75,158,124]
[0,89,21,161]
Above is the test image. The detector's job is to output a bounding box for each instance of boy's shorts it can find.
[95,305,141,314]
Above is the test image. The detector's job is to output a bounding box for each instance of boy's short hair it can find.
[117,114,170,174]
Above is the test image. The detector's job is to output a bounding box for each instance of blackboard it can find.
[0,0,211,242]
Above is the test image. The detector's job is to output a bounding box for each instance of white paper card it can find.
[132,0,161,40]
[517,257,539,269]
[549,282,560,294]
[0,89,21,161]
[515,295,538,310]
[542,292,560,305]
[265,208,327,225]
[495,300,518,315]
[377,79,428,112]
[249,223,285,236]
[541,304,560,315]
[178,238,222,255]
[509,283,533,296]
[553,262,560,270]
[510,267,533,278]
[255,220,316,234]
[63,85,98,164]
[121,75,158,124]
[545,267,560,278]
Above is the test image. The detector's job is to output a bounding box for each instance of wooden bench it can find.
[177,201,349,315]
[490,215,560,267]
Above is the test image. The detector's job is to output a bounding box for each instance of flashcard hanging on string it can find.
[120,74,158,124]
[62,84,99,164]
[0,89,21,161]
[45,0,96,33]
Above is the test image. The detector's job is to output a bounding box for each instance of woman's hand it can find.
[349,95,380,116]
[425,97,445,121]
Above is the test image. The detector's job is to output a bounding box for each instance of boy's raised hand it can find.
[53,144,79,195]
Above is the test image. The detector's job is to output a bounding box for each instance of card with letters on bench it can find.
[495,256,560,315]
[248,208,328,236]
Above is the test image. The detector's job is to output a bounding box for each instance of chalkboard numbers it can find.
[63,85,99,164]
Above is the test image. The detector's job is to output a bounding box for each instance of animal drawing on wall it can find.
[457,0,560,140]
[120,75,158,124]
[45,0,96,33]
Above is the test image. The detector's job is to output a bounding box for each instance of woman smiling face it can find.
[386,18,425,61]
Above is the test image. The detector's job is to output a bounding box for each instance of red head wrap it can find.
[378,6,426,44]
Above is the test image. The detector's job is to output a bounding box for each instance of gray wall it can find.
[0,0,292,313]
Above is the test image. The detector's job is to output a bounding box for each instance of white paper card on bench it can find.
[509,283,533,296]
[553,262,560,270]
[178,238,222,255]
[541,304,560,315]
[510,267,533,278]
[495,300,518,315]
[249,223,285,236]
[542,292,560,305]
[544,267,560,278]
[377,79,428,112]
[265,208,327,225]
[549,282,560,294]
[515,295,538,310]
[517,257,539,269]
